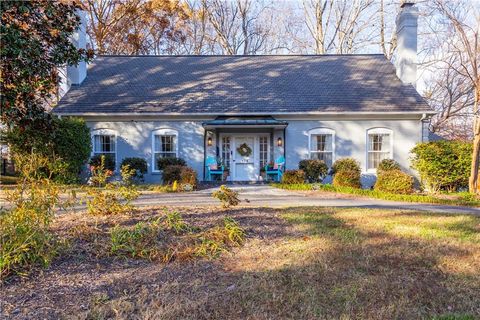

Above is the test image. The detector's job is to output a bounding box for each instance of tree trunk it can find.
[469,93,480,193]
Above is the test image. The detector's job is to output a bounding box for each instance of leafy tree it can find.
[0,0,93,131]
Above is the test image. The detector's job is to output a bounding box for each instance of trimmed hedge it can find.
[332,158,361,188]
[331,158,361,175]
[374,169,414,194]
[333,170,361,188]
[411,141,472,192]
[180,167,198,189]
[299,159,328,183]
[281,170,306,184]
[377,159,400,173]
[163,165,197,188]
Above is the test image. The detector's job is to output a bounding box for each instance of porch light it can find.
[277,137,283,147]
[207,136,213,146]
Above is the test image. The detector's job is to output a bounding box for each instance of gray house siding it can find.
[85,117,423,186]
[87,120,205,184]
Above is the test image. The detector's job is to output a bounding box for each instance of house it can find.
[54,2,435,186]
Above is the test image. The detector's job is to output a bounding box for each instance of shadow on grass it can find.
[2,207,479,320]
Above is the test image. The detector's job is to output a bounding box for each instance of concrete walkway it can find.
[131,185,480,215]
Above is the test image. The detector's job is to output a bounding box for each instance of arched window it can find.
[152,128,179,172]
[308,128,335,167]
[366,128,393,171]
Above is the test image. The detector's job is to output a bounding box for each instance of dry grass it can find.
[1,206,479,319]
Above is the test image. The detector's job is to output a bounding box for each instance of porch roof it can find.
[202,116,288,129]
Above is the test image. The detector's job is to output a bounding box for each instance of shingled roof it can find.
[55,54,433,115]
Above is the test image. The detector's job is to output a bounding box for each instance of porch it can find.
[202,116,288,182]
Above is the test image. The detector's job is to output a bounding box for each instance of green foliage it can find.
[85,183,139,216]
[157,157,186,171]
[333,170,361,188]
[377,159,401,173]
[162,165,184,185]
[53,118,92,183]
[194,217,245,258]
[411,141,472,192]
[120,158,147,182]
[89,154,116,172]
[110,219,162,260]
[282,170,306,184]
[332,158,361,189]
[6,117,92,183]
[299,159,329,183]
[0,153,72,278]
[374,169,414,194]
[273,184,480,207]
[331,158,361,175]
[1,1,93,130]
[164,211,191,234]
[120,164,136,185]
[212,185,240,208]
[89,155,114,187]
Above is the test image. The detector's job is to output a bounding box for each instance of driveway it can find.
[132,185,480,215]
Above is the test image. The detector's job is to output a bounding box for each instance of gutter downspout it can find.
[420,113,428,142]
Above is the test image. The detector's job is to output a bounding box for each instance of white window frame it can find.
[91,128,117,171]
[308,128,335,167]
[366,127,394,172]
[152,128,179,172]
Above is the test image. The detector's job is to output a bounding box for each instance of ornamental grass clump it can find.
[0,153,74,278]
[85,157,139,215]
[212,185,240,208]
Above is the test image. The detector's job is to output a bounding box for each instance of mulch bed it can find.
[1,206,293,320]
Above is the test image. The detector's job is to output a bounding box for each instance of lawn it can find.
[2,206,479,319]
[274,183,480,207]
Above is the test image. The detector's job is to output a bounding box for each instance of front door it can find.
[232,136,257,181]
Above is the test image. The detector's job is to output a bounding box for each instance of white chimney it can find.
[58,10,87,100]
[67,10,87,85]
[395,1,418,87]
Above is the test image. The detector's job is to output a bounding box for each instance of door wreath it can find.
[237,143,252,157]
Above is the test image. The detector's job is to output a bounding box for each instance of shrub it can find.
[89,155,114,187]
[0,153,71,278]
[411,141,472,192]
[374,169,414,194]
[212,185,240,208]
[85,184,139,215]
[281,170,306,184]
[377,159,401,172]
[157,157,186,171]
[120,164,137,185]
[89,154,115,172]
[331,158,361,175]
[333,170,361,188]
[299,159,329,183]
[180,167,197,190]
[162,165,183,185]
[120,158,147,182]
[5,117,92,183]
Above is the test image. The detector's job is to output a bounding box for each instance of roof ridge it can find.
[96,53,386,58]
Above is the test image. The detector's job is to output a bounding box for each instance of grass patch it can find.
[3,207,479,319]
[274,183,480,207]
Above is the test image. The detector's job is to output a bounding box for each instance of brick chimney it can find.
[395,1,418,87]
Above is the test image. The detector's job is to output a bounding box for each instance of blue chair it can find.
[265,156,285,182]
[205,156,224,181]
